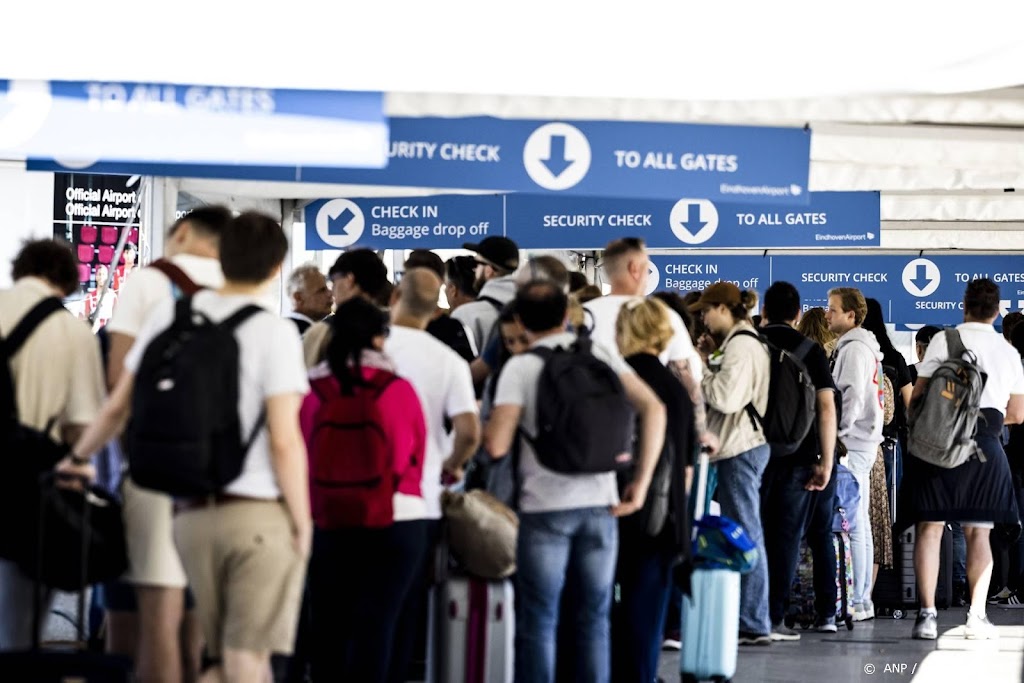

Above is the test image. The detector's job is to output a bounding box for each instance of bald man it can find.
[380,268,480,681]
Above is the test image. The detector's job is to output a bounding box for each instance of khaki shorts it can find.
[173,500,307,657]
[122,477,188,588]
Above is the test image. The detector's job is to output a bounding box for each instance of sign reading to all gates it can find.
[4,79,387,167]
[304,192,874,250]
[507,191,877,249]
[31,116,811,204]
[305,117,811,204]
[304,195,503,250]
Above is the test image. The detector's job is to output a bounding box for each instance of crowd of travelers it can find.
[2,206,1023,683]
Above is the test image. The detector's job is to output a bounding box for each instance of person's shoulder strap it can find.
[150,258,203,296]
[0,297,65,357]
[793,336,815,363]
[219,304,266,332]
[529,345,555,361]
[478,296,503,311]
[946,328,968,360]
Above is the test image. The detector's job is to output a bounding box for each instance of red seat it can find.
[97,246,114,263]
[78,265,92,283]
[80,226,97,244]
[77,245,94,264]
[100,227,119,244]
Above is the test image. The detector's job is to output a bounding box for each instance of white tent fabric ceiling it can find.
[6,3,1024,251]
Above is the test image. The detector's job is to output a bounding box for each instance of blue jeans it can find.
[845,448,876,606]
[516,507,618,683]
[760,460,815,625]
[716,444,771,635]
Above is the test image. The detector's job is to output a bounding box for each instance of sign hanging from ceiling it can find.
[646,253,1024,328]
[30,116,811,204]
[308,117,811,204]
[1,79,387,167]
[303,191,873,250]
[507,191,877,249]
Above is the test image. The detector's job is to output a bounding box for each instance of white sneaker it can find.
[965,612,999,640]
[853,600,875,622]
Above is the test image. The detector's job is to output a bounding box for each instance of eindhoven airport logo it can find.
[0,80,52,150]
[523,122,592,191]
[315,199,365,249]
[670,199,719,245]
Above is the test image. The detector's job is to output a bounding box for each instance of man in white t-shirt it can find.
[67,212,311,682]
[483,280,666,683]
[102,205,230,683]
[584,238,711,449]
[906,279,1024,641]
[381,267,481,679]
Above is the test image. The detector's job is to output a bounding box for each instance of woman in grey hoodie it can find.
[826,287,885,622]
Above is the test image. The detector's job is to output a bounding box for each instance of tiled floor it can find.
[659,607,1024,682]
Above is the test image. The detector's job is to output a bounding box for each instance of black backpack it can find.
[0,298,74,561]
[734,329,817,457]
[524,337,635,474]
[127,296,266,497]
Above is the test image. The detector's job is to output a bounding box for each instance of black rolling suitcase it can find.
[0,475,131,681]
[874,525,953,619]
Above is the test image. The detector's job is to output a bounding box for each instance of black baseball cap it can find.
[463,236,519,273]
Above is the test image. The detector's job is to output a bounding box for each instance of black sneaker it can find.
[738,631,772,646]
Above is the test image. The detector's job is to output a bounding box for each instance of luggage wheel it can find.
[892,609,904,620]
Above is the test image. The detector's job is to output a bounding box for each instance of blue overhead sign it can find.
[304,195,504,250]
[772,254,1024,326]
[304,192,873,250]
[3,79,387,167]
[649,255,770,298]
[507,191,877,249]
[30,116,811,203]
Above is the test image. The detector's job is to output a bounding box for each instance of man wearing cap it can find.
[453,236,520,353]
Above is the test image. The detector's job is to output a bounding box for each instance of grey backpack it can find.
[908,329,987,469]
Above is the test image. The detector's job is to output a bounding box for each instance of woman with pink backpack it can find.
[300,297,428,682]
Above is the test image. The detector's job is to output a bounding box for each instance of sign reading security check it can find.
[302,117,811,204]
[304,192,876,250]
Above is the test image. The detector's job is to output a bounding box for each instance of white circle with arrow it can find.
[901,258,940,297]
[315,198,365,249]
[670,199,719,245]
[523,122,591,191]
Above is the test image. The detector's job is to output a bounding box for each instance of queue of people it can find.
[2,213,1023,683]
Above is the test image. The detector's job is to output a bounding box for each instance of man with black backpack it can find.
[65,212,311,682]
[0,240,106,649]
[482,280,666,683]
[757,282,838,639]
[103,205,231,683]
